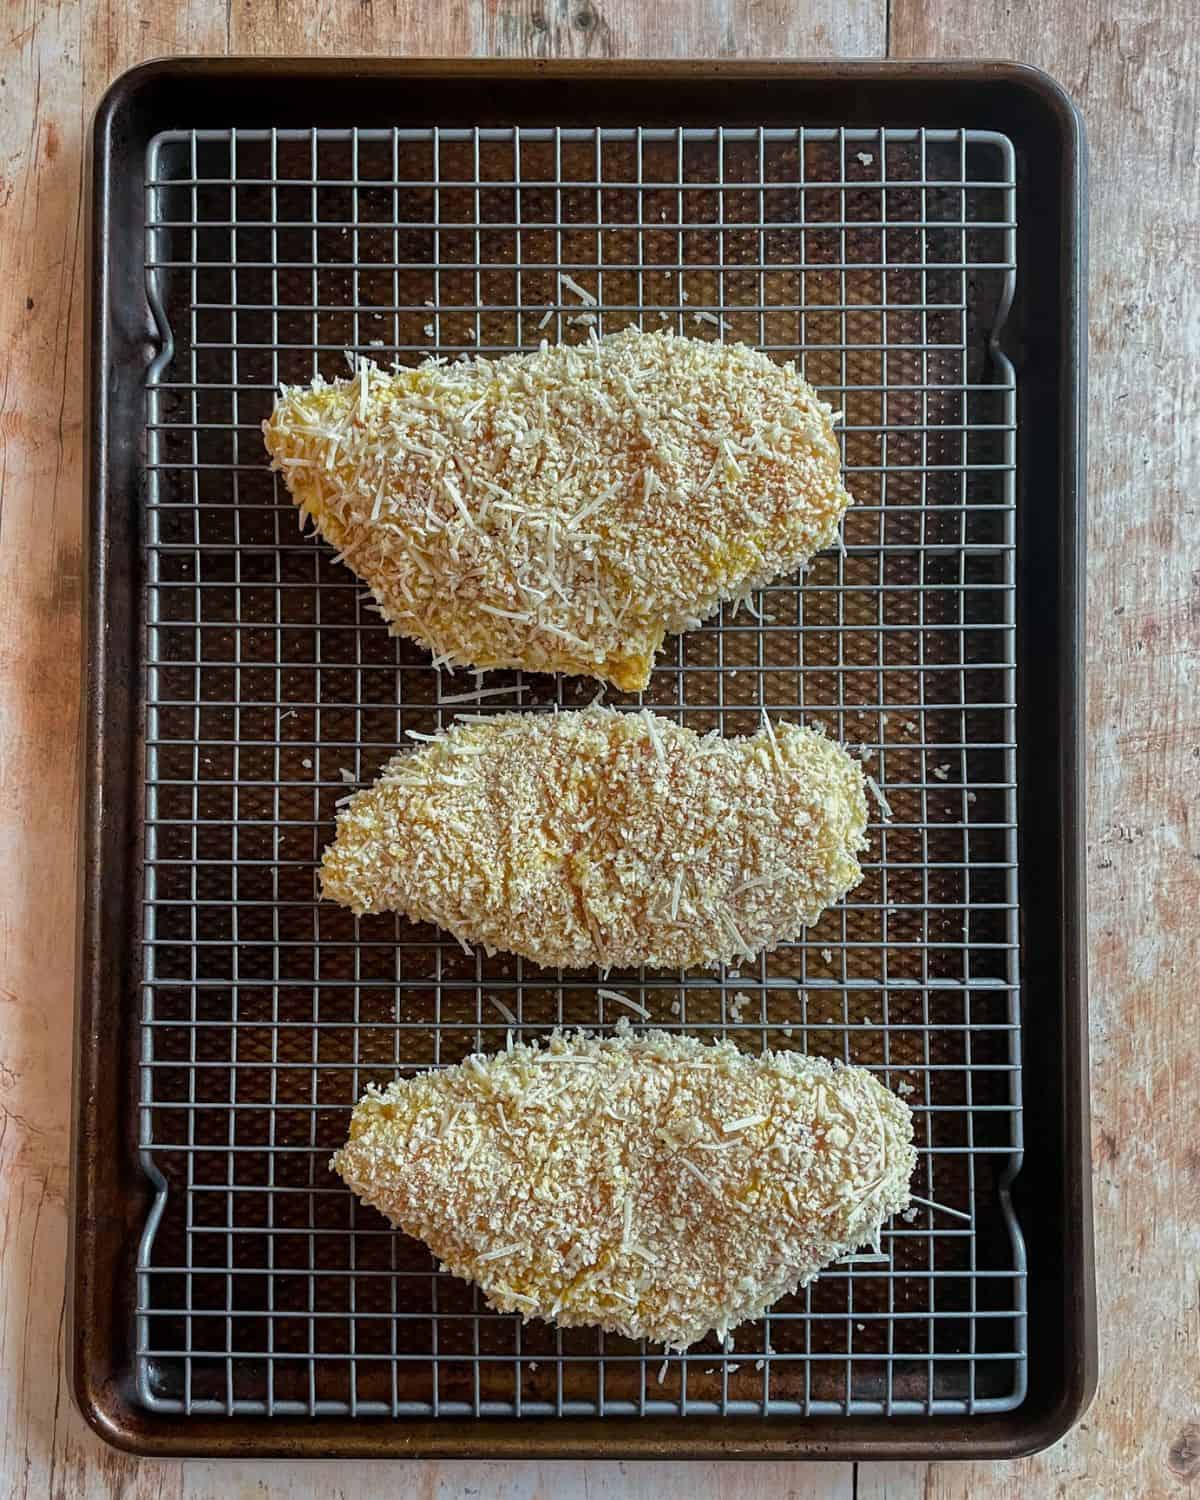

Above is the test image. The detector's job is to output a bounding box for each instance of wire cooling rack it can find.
[138,124,1023,1419]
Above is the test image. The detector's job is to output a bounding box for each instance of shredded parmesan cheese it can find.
[437,683,528,705]
[864,774,894,822]
[333,1028,915,1351]
[477,1242,527,1263]
[598,989,651,1020]
[909,1193,972,1222]
[321,705,869,971]
[489,996,518,1026]
[679,1157,718,1194]
[669,869,685,922]
[558,272,598,307]
[263,328,853,691]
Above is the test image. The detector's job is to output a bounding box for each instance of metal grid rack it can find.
[139,124,1024,1420]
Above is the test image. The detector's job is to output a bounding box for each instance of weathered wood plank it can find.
[0,0,221,1493]
[862,1,1200,1494]
[183,1460,853,1499]
[470,0,884,58]
[229,0,472,56]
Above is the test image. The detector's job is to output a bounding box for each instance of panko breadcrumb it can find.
[321,704,868,971]
[263,328,851,690]
[332,1026,916,1350]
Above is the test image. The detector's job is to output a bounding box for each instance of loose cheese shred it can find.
[737,591,763,620]
[332,1028,915,1350]
[558,272,598,307]
[489,996,518,1026]
[864,774,894,823]
[598,989,650,1020]
[909,1193,972,1222]
[437,682,528,705]
[760,708,783,771]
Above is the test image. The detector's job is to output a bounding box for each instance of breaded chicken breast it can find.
[332,1027,915,1350]
[321,705,868,971]
[263,328,851,690]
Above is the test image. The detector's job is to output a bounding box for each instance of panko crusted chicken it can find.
[263,328,851,690]
[332,1028,916,1350]
[321,705,868,971]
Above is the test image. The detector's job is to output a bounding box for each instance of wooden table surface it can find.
[1,0,1197,1496]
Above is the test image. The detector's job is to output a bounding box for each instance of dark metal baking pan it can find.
[75,57,1091,1459]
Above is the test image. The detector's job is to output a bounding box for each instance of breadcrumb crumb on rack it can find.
[331,1027,916,1351]
[319,704,869,971]
[262,328,852,691]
